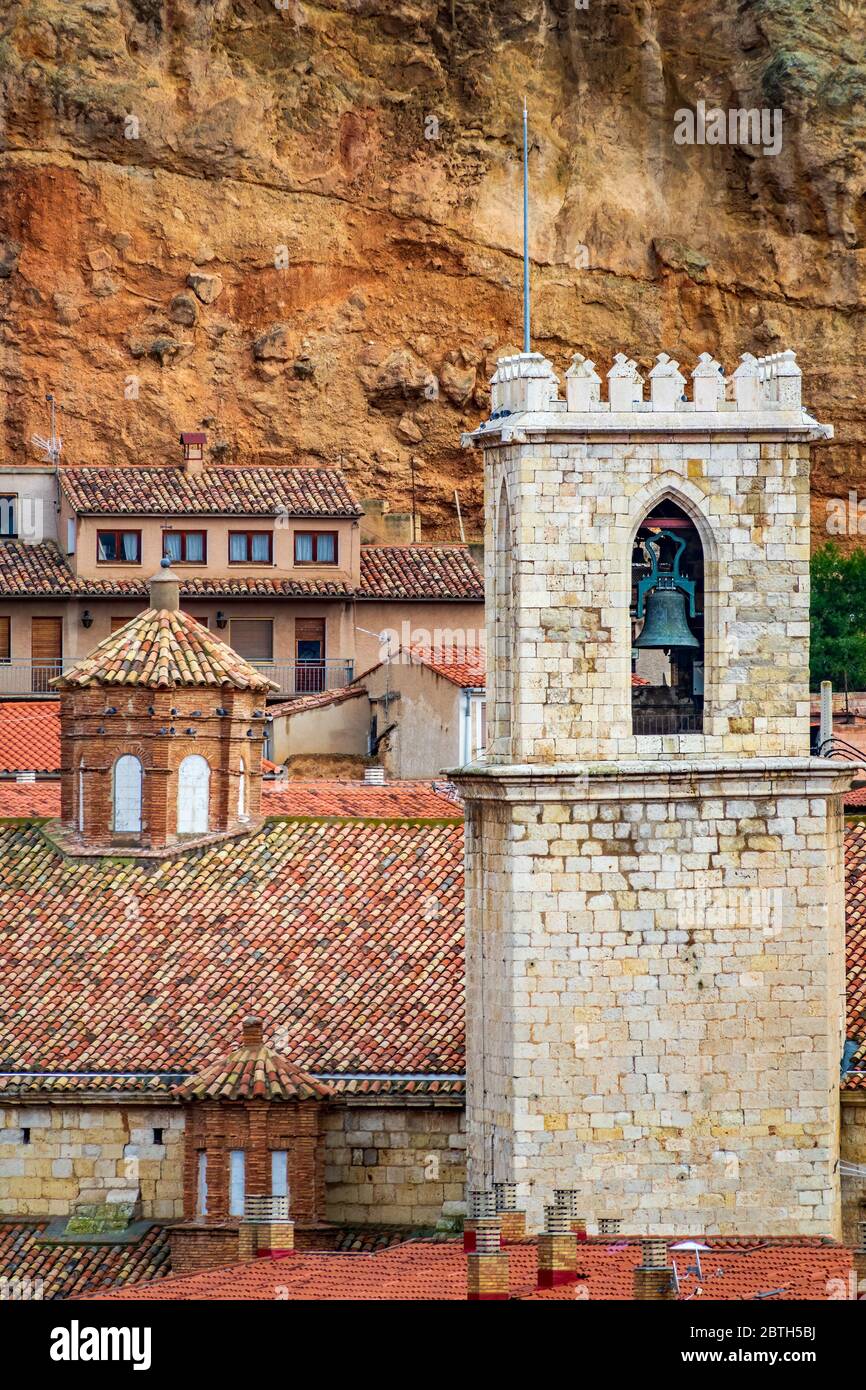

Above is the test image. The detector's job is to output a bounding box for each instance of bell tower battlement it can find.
[463,348,830,764]
[455,346,852,1239]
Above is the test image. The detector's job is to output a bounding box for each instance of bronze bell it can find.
[634,582,699,650]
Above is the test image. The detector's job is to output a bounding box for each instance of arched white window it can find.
[177,754,210,835]
[238,757,248,822]
[113,755,142,834]
[77,763,85,833]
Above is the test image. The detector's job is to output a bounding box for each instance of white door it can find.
[113,755,142,834]
[177,755,210,834]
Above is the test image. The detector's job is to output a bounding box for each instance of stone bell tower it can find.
[457,347,852,1237]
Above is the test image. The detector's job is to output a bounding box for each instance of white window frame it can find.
[113,754,143,834]
[229,1149,246,1218]
[196,1151,208,1217]
[271,1150,289,1202]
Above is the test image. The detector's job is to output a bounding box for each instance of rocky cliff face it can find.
[1,0,864,540]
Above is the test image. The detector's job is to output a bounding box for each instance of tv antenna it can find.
[31,393,63,465]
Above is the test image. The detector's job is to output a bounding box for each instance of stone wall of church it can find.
[841,1100,866,1244]
[0,1103,185,1219]
[482,432,814,765]
[461,762,851,1238]
[322,1105,466,1226]
[0,1100,465,1230]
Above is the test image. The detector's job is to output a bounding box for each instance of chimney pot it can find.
[148,560,180,613]
[180,432,206,470]
[242,1015,264,1049]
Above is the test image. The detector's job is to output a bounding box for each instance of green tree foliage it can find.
[810,543,866,690]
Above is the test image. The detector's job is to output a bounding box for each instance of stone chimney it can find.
[466,1214,509,1301]
[493,1181,525,1244]
[598,1217,622,1237]
[180,431,206,472]
[554,1187,586,1241]
[463,1187,495,1253]
[633,1238,675,1300]
[148,558,180,612]
[537,1206,579,1289]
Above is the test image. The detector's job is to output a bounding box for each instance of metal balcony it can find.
[248,659,355,698]
[0,659,73,696]
[0,658,355,699]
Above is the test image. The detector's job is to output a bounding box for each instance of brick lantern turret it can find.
[55,560,277,852]
[168,1016,333,1274]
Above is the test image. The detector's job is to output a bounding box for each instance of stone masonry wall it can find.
[462,762,850,1237]
[484,433,814,764]
[0,1103,184,1219]
[323,1105,465,1226]
[0,1100,465,1229]
[841,1100,866,1245]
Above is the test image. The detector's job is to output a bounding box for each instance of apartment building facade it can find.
[0,441,482,699]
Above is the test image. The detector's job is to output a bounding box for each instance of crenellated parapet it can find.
[469,347,829,441]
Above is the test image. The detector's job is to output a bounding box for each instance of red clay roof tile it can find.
[358,545,483,600]
[0,701,60,773]
[89,1236,857,1302]
[59,466,362,518]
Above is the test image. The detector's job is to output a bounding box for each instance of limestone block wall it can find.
[469,350,829,767]
[0,1103,184,1219]
[482,435,814,764]
[841,1100,866,1244]
[462,760,851,1237]
[0,1100,465,1229]
[322,1105,466,1226]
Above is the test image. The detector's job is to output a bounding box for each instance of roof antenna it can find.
[522,96,531,354]
[32,393,63,465]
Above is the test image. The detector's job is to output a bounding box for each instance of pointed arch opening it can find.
[238,757,248,823]
[631,498,704,735]
[113,754,143,835]
[177,754,210,835]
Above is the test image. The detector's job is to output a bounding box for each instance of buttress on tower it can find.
[457,347,852,1237]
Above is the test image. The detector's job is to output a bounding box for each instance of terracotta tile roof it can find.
[844,819,866,1088]
[0,1220,170,1300]
[268,686,368,718]
[59,466,362,518]
[358,545,483,600]
[0,540,88,595]
[90,1236,856,1303]
[0,1072,464,1098]
[846,785,866,808]
[0,1073,185,1095]
[174,1037,333,1103]
[0,540,352,598]
[57,606,276,691]
[0,818,464,1078]
[0,701,60,773]
[261,779,463,819]
[408,645,486,688]
[0,781,59,817]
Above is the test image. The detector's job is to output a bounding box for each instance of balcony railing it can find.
[248,659,355,699]
[0,659,73,696]
[0,658,355,698]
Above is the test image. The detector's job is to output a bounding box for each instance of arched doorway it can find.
[177,754,210,835]
[631,499,704,735]
[113,754,143,834]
